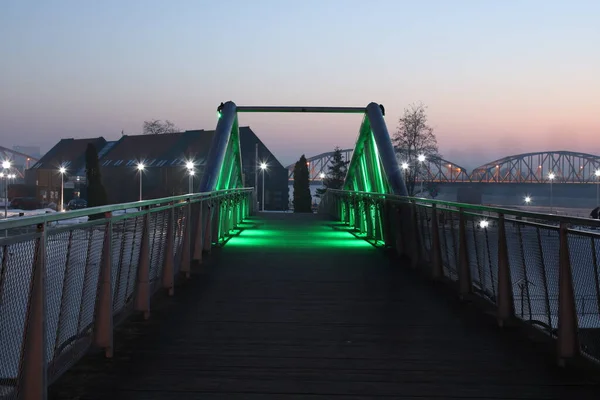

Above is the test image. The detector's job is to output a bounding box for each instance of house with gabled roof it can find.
[28,127,289,209]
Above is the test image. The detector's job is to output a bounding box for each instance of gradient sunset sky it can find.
[1,0,599,170]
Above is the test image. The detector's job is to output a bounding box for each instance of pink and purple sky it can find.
[1,0,599,170]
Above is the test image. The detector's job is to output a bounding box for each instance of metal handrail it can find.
[326,189,600,228]
[0,188,253,230]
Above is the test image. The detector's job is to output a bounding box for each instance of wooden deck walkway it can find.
[50,213,600,399]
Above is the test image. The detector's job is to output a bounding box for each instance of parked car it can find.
[67,198,87,210]
[9,197,41,210]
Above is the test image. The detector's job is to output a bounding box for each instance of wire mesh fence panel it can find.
[537,226,561,332]
[173,206,186,273]
[148,211,164,283]
[123,216,143,306]
[567,230,600,361]
[506,223,552,331]
[153,210,168,284]
[440,210,458,281]
[74,227,104,337]
[45,229,73,375]
[0,236,38,391]
[466,217,497,303]
[112,217,138,312]
[416,205,432,263]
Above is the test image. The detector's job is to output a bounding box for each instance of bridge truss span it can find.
[287,149,353,181]
[416,156,470,183]
[470,151,600,183]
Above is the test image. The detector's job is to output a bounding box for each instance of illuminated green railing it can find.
[343,103,407,196]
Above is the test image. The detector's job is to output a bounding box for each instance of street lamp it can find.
[524,196,531,205]
[479,220,489,229]
[417,155,426,195]
[137,163,145,201]
[260,162,267,211]
[548,172,555,213]
[186,161,195,194]
[595,169,600,206]
[319,172,325,179]
[1,161,11,219]
[59,166,67,211]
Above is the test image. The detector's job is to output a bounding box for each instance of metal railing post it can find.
[180,200,191,278]
[557,221,579,365]
[365,199,374,239]
[193,200,203,263]
[18,222,47,400]
[430,204,444,280]
[382,199,393,247]
[410,200,422,269]
[203,200,213,252]
[496,213,514,326]
[212,199,221,243]
[162,206,175,295]
[134,208,151,319]
[458,209,472,298]
[94,212,114,357]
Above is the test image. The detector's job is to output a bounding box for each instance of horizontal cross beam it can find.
[235,106,367,114]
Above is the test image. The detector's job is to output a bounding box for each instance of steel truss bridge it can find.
[293,150,600,184]
[0,146,39,179]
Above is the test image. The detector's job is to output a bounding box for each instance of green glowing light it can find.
[226,219,374,250]
[343,114,391,195]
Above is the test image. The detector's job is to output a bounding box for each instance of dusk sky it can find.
[1,0,599,170]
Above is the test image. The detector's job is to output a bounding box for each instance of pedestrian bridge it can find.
[1,102,600,399]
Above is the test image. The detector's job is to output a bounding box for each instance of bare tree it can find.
[142,119,179,135]
[392,103,440,196]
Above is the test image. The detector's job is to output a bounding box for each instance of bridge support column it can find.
[94,214,114,357]
[180,201,191,278]
[193,201,203,264]
[18,222,47,400]
[162,206,175,295]
[135,209,151,319]
[557,222,579,366]
[457,209,472,298]
[430,204,444,280]
[496,214,514,326]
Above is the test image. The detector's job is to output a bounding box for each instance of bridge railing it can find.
[321,189,600,366]
[0,188,253,400]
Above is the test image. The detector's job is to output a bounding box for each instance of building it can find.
[98,127,288,209]
[98,130,215,203]
[27,127,289,210]
[26,137,107,204]
[238,127,288,210]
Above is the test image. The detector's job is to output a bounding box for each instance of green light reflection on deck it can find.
[226,222,372,249]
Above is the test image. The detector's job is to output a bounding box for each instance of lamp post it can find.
[186,161,195,194]
[595,169,600,206]
[59,166,67,211]
[548,172,555,213]
[260,162,267,211]
[137,163,145,201]
[2,160,11,219]
[417,155,426,196]
[524,196,531,206]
